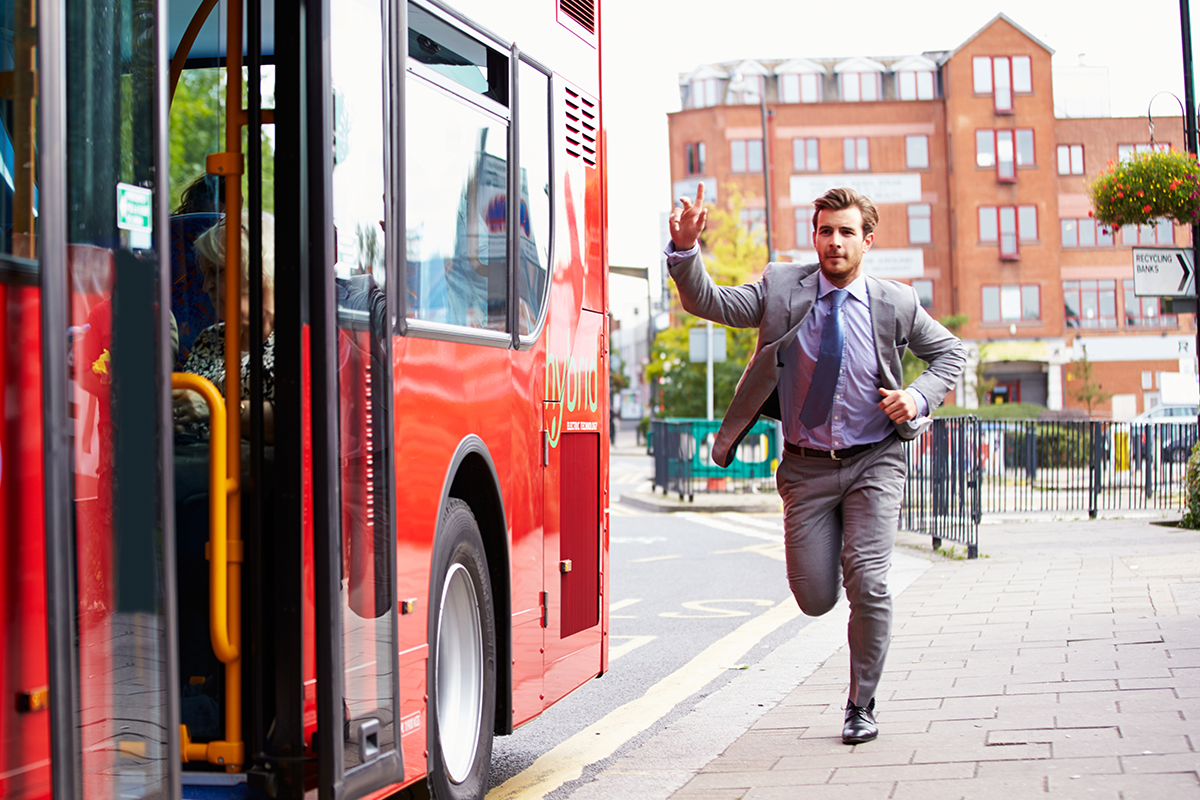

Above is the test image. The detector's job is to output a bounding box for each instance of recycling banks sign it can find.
[1133,248,1195,297]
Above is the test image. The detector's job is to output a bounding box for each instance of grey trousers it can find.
[776,435,906,707]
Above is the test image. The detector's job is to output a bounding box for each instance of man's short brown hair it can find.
[812,187,879,237]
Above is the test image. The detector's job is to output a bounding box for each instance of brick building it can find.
[667,14,1198,417]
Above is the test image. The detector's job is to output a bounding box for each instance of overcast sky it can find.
[601,0,1200,318]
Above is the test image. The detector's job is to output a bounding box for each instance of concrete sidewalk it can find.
[587,514,1200,799]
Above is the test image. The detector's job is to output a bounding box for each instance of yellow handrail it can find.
[172,373,238,663]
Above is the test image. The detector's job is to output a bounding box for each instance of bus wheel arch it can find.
[427,436,513,797]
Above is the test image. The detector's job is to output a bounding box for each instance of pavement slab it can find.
[570,511,1200,800]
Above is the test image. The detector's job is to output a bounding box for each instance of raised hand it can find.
[669,182,708,251]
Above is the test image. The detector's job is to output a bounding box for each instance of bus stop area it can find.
[603,429,1200,797]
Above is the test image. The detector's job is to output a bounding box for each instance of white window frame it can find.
[906,135,929,169]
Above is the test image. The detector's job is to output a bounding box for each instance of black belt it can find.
[784,436,889,461]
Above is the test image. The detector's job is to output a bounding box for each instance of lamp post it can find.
[760,95,776,263]
[1179,0,1200,422]
[729,74,776,261]
[610,264,656,418]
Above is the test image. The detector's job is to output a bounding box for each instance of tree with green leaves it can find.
[647,187,764,418]
[1069,345,1111,416]
[169,68,275,214]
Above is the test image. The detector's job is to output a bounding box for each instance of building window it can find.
[1121,218,1173,246]
[795,206,814,248]
[843,137,869,171]
[982,284,1040,323]
[1063,280,1117,329]
[973,55,1031,113]
[906,135,929,169]
[1061,217,1114,248]
[840,72,879,102]
[739,208,765,240]
[780,73,821,103]
[1119,142,1169,161]
[1057,144,1084,175]
[729,75,764,105]
[1124,278,1177,328]
[898,70,935,100]
[977,129,1034,179]
[730,139,763,173]
[912,279,934,308]
[793,137,819,172]
[980,205,1037,258]
[689,78,721,109]
[1016,129,1035,166]
[908,203,932,244]
[685,142,706,176]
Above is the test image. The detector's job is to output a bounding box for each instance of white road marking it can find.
[608,635,655,662]
[486,597,801,800]
[677,512,783,543]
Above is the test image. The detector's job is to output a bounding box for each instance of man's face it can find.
[814,206,873,287]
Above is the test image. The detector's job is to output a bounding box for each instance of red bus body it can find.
[0,0,609,797]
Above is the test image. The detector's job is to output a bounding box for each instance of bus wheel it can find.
[428,499,496,800]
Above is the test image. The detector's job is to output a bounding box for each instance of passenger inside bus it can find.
[170,175,225,367]
[172,211,276,444]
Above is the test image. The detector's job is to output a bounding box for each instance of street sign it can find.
[688,326,726,362]
[1133,247,1194,297]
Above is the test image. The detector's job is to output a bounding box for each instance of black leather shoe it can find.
[842,698,878,744]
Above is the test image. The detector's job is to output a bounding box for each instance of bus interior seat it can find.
[170,212,220,369]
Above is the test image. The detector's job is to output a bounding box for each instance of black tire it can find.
[427,499,496,800]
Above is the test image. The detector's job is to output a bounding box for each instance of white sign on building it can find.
[790,173,922,205]
[672,177,716,206]
[1132,247,1194,297]
[784,248,924,278]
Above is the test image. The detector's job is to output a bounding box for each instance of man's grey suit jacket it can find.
[669,250,967,468]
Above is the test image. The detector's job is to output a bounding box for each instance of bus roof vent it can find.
[564,87,598,168]
[559,0,595,35]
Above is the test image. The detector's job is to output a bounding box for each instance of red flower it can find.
[1088,209,1094,217]
[1143,204,1152,213]
[1137,190,1144,197]
[1170,180,1180,191]
[1118,191,1125,198]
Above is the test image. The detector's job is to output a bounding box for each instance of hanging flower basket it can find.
[1088,149,1200,228]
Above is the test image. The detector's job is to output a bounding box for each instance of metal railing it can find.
[650,414,1199,560]
[902,416,981,558]
[650,418,778,499]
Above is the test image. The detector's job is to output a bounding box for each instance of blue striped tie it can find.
[800,289,848,430]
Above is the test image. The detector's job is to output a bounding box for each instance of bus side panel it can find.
[508,343,547,730]
[390,336,518,779]
[0,284,51,800]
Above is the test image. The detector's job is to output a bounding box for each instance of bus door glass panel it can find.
[0,0,47,795]
[65,0,174,795]
[404,2,509,333]
[331,0,399,776]
[516,59,551,342]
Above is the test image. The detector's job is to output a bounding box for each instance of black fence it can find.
[902,417,981,558]
[650,415,1199,560]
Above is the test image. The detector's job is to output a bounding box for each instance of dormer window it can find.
[776,58,826,104]
[892,55,938,101]
[898,70,935,100]
[834,57,885,103]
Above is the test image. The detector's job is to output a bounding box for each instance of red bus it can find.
[0,0,609,798]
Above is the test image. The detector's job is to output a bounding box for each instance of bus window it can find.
[516,59,551,339]
[404,5,509,333]
[65,0,174,794]
[331,0,400,775]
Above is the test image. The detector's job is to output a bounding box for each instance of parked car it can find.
[1130,404,1199,463]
